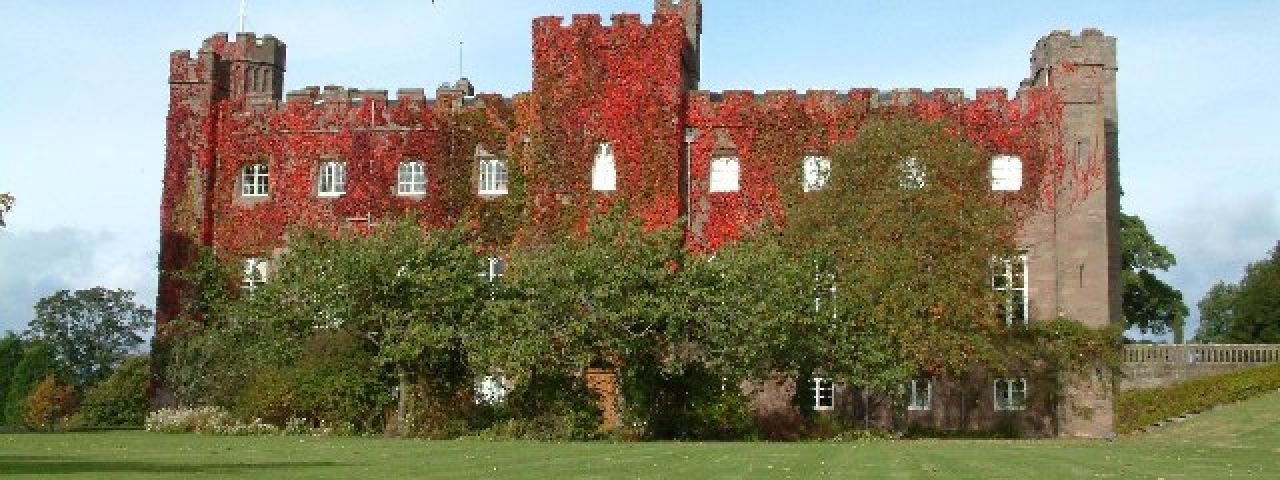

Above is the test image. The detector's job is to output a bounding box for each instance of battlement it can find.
[282,84,510,110]
[1031,28,1116,71]
[199,32,286,66]
[532,11,685,34]
[690,87,1019,114]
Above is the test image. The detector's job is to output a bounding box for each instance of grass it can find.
[4,391,1280,479]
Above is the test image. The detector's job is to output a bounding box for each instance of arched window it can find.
[318,161,346,197]
[991,155,1023,191]
[899,157,926,189]
[240,163,269,197]
[397,161,427,195]
[591,142,617,191]
[478,157,508,195]
[802,155,831,192]
[709,156,740,192]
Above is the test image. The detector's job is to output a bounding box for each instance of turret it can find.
[655,0,702,89]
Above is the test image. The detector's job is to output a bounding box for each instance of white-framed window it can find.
[899,157,926,189]
[991,155,1023,191]
[241,257,269,293]
[318,161,346,197]
[475,375,508,405]
[994,377,1027,411]
[992,252,1029,327]
[482,256,505,282]
[478,157,509,195]
[709,156,740,192]
[397,160,427,195]
[908,378,933,411]
[240,163,269,197]
[802,155,831,192]
[591,142,617,191]
[811,377,834,411]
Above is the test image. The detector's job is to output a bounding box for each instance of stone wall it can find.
[1120,344,1280,390]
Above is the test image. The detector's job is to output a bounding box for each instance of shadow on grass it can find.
[0,455,345,476]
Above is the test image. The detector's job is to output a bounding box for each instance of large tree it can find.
[1119,213,1189,341]
[242,219,485,435]
[1194,242,1280,343]
[26,288,153,389]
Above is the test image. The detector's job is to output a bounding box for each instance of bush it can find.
[235,368,299,426]
[23,375,77,430]
[1117,362,1280,433]
[290,330,389,431]
[74,356,150,427]
[145,406,235,433]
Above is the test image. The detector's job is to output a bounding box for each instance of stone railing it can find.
[1121,344,1280,390]
[1124,344,1280,364]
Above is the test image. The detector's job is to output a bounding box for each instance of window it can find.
[802,155,831,192]
[994,377,1027,411]
[899,157,926,189]
[992,252,1029,327]
[709,156,740,192]
[397,161,427,195]
[591,142,617,191]
[483,256,505,282]
[241,257,268,293]
[475,375,508,405]
[478,157,509,195]
[318,161,346,197]
[811,377,834,411]
[991,155,1023,191]
[908,378,932,411]
[240,163,269,197]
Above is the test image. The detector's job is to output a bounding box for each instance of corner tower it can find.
[1024,29,1120,438]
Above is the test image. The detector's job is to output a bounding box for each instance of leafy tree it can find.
[1190,243,1280,344]
[26,288,153,389]
[1193,282,1238,343]
[782,117,1012,389]
[3,341,61,425]
[243,218,485,435]
[1228,242,1280,343]
[75,356,150,427]
[1120,213,1189,341]
[23,375,76,430]
[0,192,13,228]
[0,333,24,424]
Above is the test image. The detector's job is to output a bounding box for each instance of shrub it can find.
[23,375,76,430]
[1117,362,1280,433]
[75,356,150,427]
[235,368,299,426]
[145,406,234,433]
[291,330,389,431]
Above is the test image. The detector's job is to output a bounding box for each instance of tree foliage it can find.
[75,356,150,427]
[23,375,76,430]
[27,288,153,389]
[0,192,13,228]
[1194,242,1280,343]
[1119,213,1188,340]
[3,340,62,426]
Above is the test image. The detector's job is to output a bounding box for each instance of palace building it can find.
[160,0,1120,437]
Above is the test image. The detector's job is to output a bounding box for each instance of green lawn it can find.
[4,391,1280,479]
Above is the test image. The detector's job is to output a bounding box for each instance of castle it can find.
[160,0,1120,437]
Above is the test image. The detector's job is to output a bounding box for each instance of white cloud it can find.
[0,228,157,334]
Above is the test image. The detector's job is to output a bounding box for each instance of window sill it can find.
[907,406,931,411]
[317,192,345,198]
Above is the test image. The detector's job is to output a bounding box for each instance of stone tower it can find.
[1023,28,1121,437]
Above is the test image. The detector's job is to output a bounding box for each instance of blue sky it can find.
[1,1,1277,340]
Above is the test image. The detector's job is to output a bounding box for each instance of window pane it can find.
[709,157,740,192]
